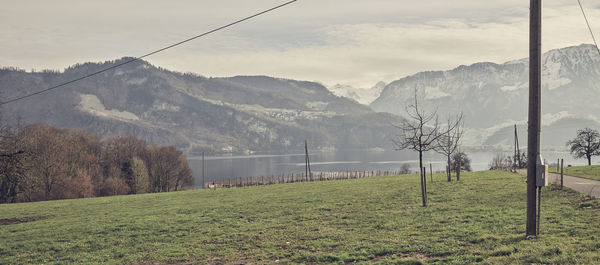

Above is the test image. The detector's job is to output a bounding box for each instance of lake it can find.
[187,149,592,186]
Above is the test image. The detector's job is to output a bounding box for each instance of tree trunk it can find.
[44,172,52,200]
[423,166,427,203]
[588,155,592,166]
[447,155,451,182]
[419,150,426,207]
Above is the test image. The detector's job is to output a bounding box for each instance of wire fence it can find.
[202,170,407,189]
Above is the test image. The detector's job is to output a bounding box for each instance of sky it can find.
[1,0,600,88]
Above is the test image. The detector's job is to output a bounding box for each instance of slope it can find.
[0,171,599,264]
[0,58,401,155]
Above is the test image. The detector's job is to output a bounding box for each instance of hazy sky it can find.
[1,0,599,88]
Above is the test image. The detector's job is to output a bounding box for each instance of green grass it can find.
[1,171,599,264]
[549,164,600,181]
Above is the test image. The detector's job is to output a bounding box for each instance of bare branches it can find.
[392,88,451,154]
[392,87,462,207]
[392,86,465,199]
[434,113,464,181]
[0,126,27,203]
[435,114,464,156]
[0,150,24,158]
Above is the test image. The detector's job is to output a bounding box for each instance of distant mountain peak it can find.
[328,81,386,105]
[371,43,600,147]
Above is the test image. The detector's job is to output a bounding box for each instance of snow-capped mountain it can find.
[370,44,600,147]
[328,81,386,105]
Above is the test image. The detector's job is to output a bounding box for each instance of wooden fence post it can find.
[560,158,564,189]
[557,159,560,172]
[430,163,433,183]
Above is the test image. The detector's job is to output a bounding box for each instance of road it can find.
[547,172,600,199]
[516,169,600,199]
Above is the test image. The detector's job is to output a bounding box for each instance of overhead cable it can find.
[577,0,600,56]
[0,0,297,106]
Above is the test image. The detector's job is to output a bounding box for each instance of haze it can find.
[1,0,598,87]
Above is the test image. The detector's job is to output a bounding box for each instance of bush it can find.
[399,164,411,174]
[452,151,471,172]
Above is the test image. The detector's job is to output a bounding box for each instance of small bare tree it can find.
[435,114,463,182]
[489,153,512,170]
[392,89,460,207]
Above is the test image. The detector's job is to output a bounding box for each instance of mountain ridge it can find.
[370,44,600,147]
[4,44,600,153]
[1,58,402,155]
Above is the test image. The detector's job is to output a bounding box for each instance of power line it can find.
[0,0,297,106]
[577,0,600,56]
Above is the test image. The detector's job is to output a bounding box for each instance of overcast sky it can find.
[1,0,599,88]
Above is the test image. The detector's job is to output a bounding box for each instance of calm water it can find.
[186,149,590,185]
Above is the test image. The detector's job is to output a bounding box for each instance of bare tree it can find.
[22,124,69,201]
[1,120,195,203]
[567,127,600,166]
[392,89,460,207]
[146,145,193,192]
[435,114,463,182]
[130,156,150,194]
[0,128,27,203]
[489,153,512,170]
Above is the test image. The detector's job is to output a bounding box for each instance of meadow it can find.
[1,170,599,264]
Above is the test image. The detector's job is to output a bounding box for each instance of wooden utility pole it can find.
[560,159,564,189]
[305,140,308,180]
[305,140,312,181]
[514,124,521,168]
[527,0,542,237]
[202,152,205,189]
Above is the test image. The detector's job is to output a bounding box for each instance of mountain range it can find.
[370,44,600,149]
[2,44,600,154]
[0,59,401,155]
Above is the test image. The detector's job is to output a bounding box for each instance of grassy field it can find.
[549,164,600,181]
[1,171,599,264]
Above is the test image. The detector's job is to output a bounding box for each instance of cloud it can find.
[0,0,598,87]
